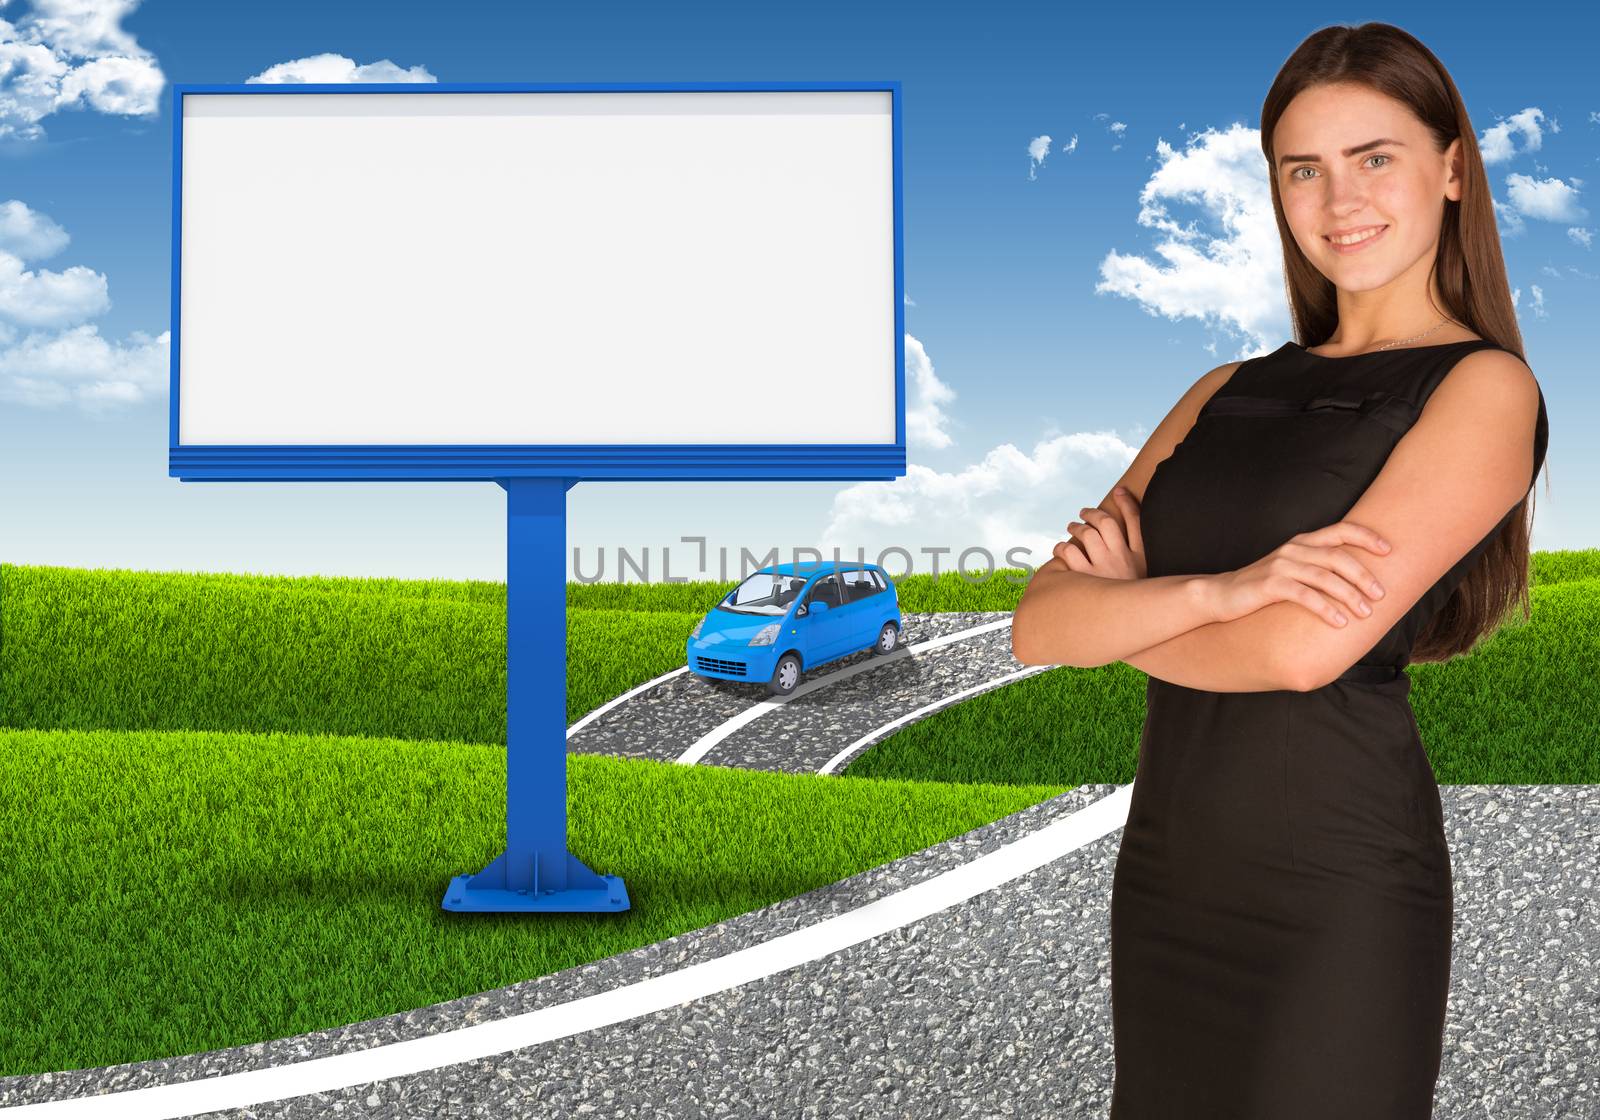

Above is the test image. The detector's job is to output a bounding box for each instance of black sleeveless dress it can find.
[1109,339,1549,1118]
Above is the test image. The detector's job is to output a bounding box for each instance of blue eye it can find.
[1291,153,1391,180]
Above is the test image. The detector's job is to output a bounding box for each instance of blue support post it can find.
[442,476,630,914]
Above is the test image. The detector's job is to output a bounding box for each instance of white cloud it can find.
[0,196,70,259]
[246,52,437,84]
[904,333,956,449]
[1478,107,1552,165]
[1503,172,1587,223]
[1028,133,1051,180]
[1027,133,1077,180]
[0,199,110,326]
[1569,227,1593,249]
[0,0,164,143]
[0,244,108,326]
[0,320,168,412]
[0,198,163,411]
[1092,122,1286,354]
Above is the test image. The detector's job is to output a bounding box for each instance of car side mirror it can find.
[809,600,829,614]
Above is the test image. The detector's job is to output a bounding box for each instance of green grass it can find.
[0,726,1065,1077]
[0,562,1030,736]
[0,553,1596,1076]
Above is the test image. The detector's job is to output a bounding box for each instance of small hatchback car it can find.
[687,561,903,695]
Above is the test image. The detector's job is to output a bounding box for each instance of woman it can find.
[1030,23,1548,1118]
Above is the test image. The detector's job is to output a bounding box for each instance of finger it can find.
[1272,573,1351,627]
[1328,546,1386,603]
[1344,521,1393,555]
[1071,515,1110,565]
[1286,543,1385,608]
[1078,508,1122,555]
[1084,504,1135,557]
[1315,520,1390,555]
[1112,490,1144,554]
[1290,560,1373,620]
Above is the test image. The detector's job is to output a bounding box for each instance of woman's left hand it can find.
[1053,488,1148,580]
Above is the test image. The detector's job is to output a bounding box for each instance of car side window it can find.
[842,569,878,602]
[807,574,844,608]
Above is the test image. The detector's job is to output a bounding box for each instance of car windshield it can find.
[722,571,809,615]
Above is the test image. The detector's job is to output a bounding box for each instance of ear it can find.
[1444,137,1464,203]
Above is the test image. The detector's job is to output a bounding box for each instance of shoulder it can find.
[1198,357,1246,392]
[1179,358,1246,412]
[1161,358,1248,436]
[1413,345,1540,503]
[1429,345,1540,414]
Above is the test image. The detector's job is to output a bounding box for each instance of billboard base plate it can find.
[442,849,630,913]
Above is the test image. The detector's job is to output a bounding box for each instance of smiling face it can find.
[1273,82,1462,294]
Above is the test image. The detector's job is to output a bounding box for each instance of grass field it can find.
[1,554,1595,1077]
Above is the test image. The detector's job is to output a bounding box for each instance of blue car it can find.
[687,561,903,695]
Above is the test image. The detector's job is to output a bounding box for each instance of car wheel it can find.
[768,652,802,696]
[874,622,899,655]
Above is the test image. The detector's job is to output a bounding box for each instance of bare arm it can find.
[1118,602,1300,692]
[1013,558,1296,690]
[1011,557,1216,668]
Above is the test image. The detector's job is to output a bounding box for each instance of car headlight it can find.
[690,616,704,639]
[748,623,780,646]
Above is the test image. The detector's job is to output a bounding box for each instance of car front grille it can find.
[696,656,747,677]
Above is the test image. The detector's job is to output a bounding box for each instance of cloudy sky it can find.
[0,1,1591,584]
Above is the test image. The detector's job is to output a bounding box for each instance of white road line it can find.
[565,666,691,738]
[675,617,1018,766]
[1,784,1131,1119]
[817,664,1059,775]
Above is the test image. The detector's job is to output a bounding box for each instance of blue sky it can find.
[0,1,1592,585]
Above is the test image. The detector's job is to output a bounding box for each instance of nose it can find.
[1322,176,1368,215]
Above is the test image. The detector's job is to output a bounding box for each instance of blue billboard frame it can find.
[167,81,907,916]
[168,80,906,481]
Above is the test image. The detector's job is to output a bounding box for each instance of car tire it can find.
[768,652,802,696]
[874,621,899,655]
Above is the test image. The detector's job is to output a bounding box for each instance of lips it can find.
[1324,224,1389,254]
[1324,223,1387,239]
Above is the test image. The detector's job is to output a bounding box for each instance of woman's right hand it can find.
[1203,521,1392,628]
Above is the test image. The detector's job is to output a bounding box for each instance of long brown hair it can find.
[1260,22,1547,663]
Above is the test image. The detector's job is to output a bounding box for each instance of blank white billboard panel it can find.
[175,88,898,452]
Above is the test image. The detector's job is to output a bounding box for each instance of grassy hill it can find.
[0,554,1594,1076]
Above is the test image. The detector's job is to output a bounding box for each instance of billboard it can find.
[169,82,905,481]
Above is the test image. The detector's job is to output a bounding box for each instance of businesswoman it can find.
[1012,22,1548,1118]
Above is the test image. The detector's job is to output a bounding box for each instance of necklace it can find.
[1374,315,1452,351]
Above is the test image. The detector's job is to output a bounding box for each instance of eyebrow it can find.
[1277,137,1407,169]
